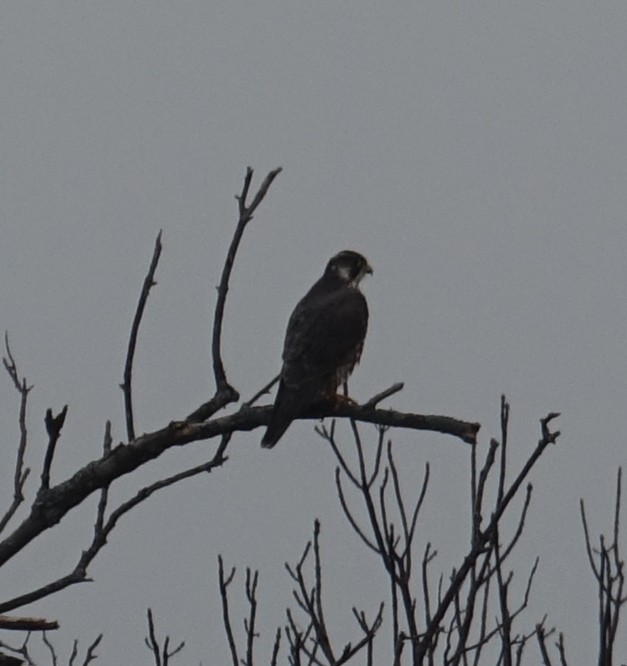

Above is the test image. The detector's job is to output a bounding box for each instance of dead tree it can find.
[3,168,623,664]
[0,167,478,660]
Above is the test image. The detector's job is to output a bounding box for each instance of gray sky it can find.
[1,2,626,662]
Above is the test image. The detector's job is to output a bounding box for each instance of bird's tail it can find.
[261,381,309,448]
[261,419,291,449]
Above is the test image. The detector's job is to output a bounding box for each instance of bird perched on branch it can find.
[261,250,372,448]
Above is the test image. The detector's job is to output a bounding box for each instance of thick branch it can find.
[0,433,230,614]
[0,616,58,631]
[0,401,476,569]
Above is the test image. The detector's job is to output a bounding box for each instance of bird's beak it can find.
[365,263,373,276]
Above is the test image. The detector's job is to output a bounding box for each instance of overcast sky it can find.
[2,2,627,663]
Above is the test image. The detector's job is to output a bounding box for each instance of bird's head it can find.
[325,250,373,286]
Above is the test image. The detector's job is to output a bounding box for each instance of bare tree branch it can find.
[0,335,32,534]
[535,624,555,666]
[215,167,281,391]
[76,634,103,666]
[0,399,476,573]
[1,168,514,665]
[188,166,282,424]
[416,405,560,662]
[580,467,625,665]
[0,433,231,615]
[41,405,68,491]
[244,567,259,666]
[270,627,282,666]
[145,608,185,666]
[244,374,280,408]
[363,382,405,409]
[284,520,384,665]
[218,555,239,666]
[121,231,163,442]
[0,616,58,632]
[41,633,56,666]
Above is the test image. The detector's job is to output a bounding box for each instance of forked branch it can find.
[188,167,283,423]
[0,335,32,534]
[580,467,625,664]
[145,608,185,666]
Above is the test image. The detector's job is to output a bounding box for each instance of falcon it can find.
[261,250,372,448]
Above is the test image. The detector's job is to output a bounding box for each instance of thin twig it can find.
[535,624,554,665]
[144,609,185,666]
[122,231,163,442]
[186,169,282,423]
[218,555,239,666]
[0,335,32,534]
[40,406,68,491]
[211,167,282,395]
[285,522,383,665]
[363,382,405,409]
[68,639,79,666]
[270,627,281,666]
[244,374,280,408]
[145,609,161,666]
[497,396,509,507]
[42,632,57,666]
[81,634,103,666]
[244,568,259,666]
[416,403,560,662]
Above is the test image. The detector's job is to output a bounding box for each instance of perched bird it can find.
[261,250,372,448]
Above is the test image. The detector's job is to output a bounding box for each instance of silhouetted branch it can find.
[0,335,32,534]
[416,401,560,662]
[270,628,281,666]
[284,520,384,664]
[0,631,101,666]
[535,622,567,666]
[0,636,30,666]
[121,231,163,442]
[363,382,404,409]
[0,616,58,632]
[2,167,504,664]
[244,568,259,666]
[70,633,103,666]
[244,374,280,408]
[325,395,561,665]
[144,609,185,666]
[41,405,68,491]
[218,555,239,666]
[0,398,476,574]
[0,431,231,614]
[580,467,625,664]
[188,167,283,425]
[41,633,56,666]
[211,167,282,399]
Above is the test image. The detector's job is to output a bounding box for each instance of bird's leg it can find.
[333,381,358,407]
[309,381,358,413]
